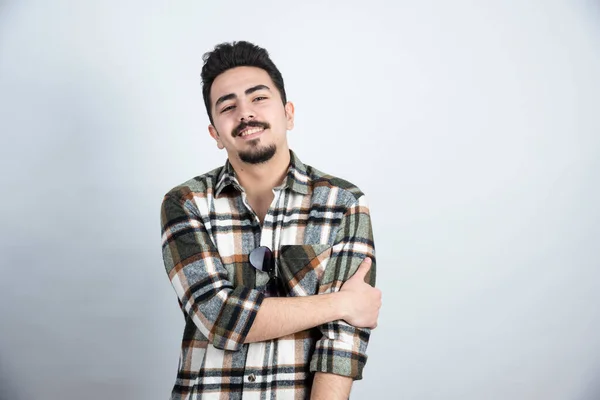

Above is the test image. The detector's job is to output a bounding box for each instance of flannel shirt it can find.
[160,150,376,400]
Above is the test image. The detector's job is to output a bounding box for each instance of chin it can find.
[239,144,277,164]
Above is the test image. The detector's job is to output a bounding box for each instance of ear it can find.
[208,125,225,149]
[284,102,295,131]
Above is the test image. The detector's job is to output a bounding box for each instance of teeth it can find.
[240,128,263,137]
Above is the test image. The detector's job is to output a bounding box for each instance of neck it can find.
[230,147,291,198]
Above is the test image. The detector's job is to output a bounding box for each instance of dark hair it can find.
[201,41,287,124]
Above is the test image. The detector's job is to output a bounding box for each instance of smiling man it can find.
[160,41,380,400]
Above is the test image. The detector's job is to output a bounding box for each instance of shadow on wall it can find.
[0,0,12,18]
[0,378,20,400]
[578,362,600,400]
[579,379,600,400]
[0,357,22,400]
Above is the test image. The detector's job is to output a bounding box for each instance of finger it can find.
[353,258,372,280]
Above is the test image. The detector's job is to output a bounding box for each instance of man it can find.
[160,41,381,400]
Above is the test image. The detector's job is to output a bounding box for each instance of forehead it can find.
[211,66,275,102]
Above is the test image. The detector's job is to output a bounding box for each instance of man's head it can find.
[201,41,294,165]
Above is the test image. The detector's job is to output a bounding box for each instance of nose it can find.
[237,101,255,121]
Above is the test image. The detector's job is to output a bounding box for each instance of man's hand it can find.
[245,258,379,344]
[339,258,381,328]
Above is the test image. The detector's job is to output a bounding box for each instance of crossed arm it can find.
[161,193,378,399]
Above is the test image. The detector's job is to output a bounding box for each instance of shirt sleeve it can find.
[160,193,265,351]
[309,194,376,380]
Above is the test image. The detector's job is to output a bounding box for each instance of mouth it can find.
[238,127,265,140]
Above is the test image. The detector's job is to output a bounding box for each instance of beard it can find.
[238,141,277,164]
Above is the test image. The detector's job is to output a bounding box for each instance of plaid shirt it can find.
[160,151,376,399]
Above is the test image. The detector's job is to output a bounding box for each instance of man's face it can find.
[208,66,294,165]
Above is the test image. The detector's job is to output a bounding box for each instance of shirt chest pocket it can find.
[278,244,332,296]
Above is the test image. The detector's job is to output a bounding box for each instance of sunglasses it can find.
[249,246,286,297]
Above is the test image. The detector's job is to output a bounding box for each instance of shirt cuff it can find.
[309,322,371,380]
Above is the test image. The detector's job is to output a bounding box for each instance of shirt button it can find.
[248,373,256,382]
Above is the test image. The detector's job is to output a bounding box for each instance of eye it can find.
[220,105,235,113]
[253,96,268,102]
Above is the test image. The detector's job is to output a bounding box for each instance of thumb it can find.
[353,258,372,280]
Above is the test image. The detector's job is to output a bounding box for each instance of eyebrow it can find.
[214,84,272,108]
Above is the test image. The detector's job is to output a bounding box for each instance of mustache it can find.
[232,120,270,137]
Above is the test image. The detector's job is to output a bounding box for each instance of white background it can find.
[1,1,599,399]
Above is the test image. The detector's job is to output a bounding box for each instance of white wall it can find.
[1,1,599,399]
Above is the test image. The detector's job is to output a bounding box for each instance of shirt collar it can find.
[215,150,310,197]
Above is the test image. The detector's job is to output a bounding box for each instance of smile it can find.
[239,127,265,139]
